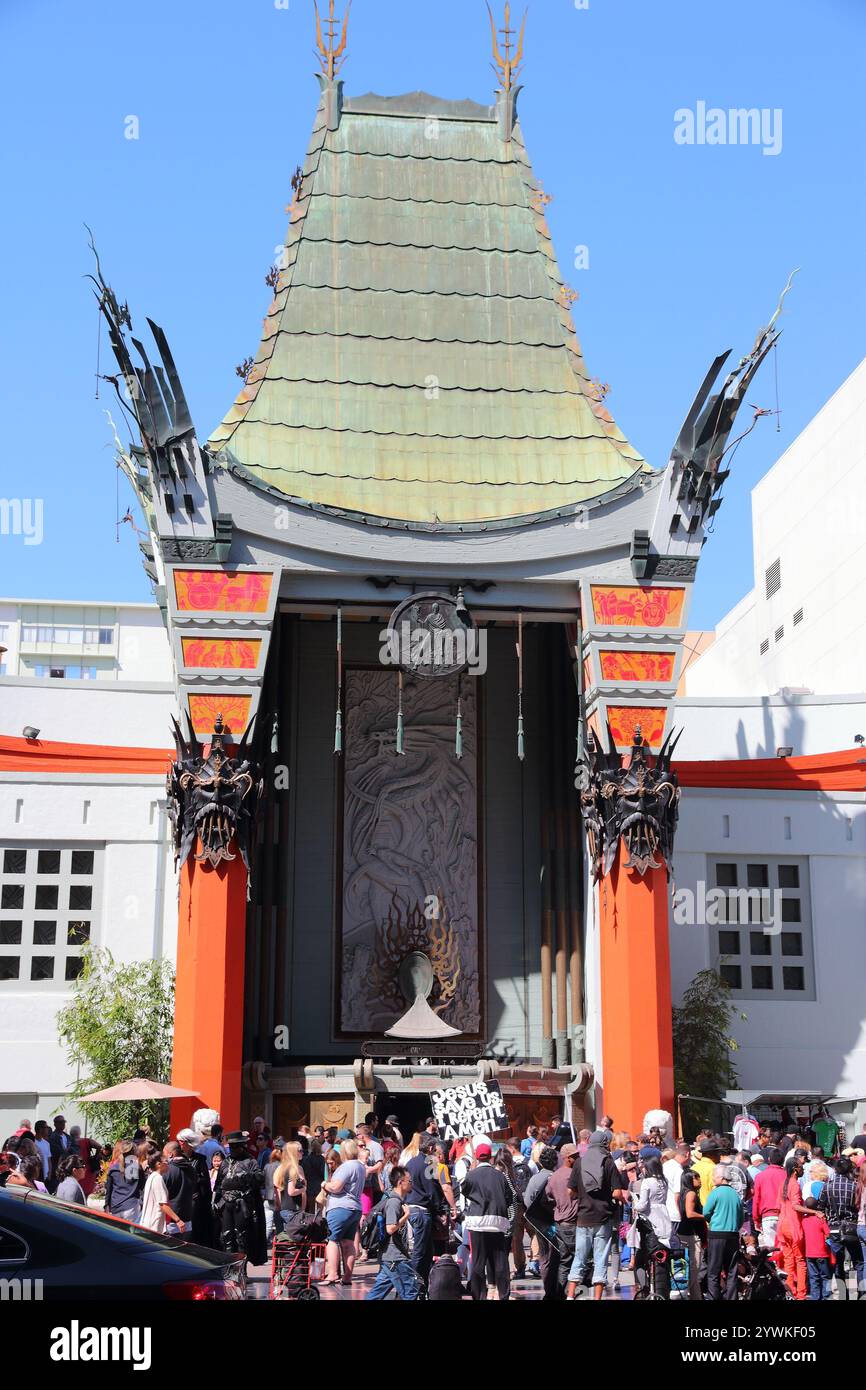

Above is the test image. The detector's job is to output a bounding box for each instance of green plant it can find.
[57,945,175,1145]
[672,968,746,1139]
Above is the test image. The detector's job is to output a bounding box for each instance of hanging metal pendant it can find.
[396,670,405,755]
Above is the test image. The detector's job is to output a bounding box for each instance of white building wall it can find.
[675,693,866,760]
[686,358,866,699]
[671,786,866,1100]
[0,598,172,684]
[0,773,177,1141]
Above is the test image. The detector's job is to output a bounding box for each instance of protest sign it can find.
[430,1080,509,1141]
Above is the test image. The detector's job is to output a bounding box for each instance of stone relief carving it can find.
[340,668,479,1034]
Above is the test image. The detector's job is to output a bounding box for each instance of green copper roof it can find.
[209,87,647,525]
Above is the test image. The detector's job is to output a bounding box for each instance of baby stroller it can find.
[631,1217,670,1301]
[270,1211,328,1301]
[737,1240,792,1300]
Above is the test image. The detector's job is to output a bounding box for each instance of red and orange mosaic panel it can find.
[188,694,253,736]
[590,585,685,629]
[173,570,272,613]
[607,705,667,749]
[181,637,262,670]
[599,650,676,684]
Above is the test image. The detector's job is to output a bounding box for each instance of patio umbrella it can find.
[78,1079,199,1103]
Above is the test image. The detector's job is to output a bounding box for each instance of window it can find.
[709,856,813,1000]
[0,845,100,988]
[774,626,784,644]
[765,558,781,598]
[759,639,769,655]
[98,628,114,645]
[793,607,804,626]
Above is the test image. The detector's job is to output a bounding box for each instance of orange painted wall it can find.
[598,841,675,1136]
[169,854,249,1134]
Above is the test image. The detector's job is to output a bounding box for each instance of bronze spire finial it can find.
[486,1,527,93]
[314,0,351,81]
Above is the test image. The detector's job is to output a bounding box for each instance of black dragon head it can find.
[167,713,264,880]
[578,722,681,881]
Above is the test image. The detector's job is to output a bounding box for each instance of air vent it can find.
[775,625,784,643]
[793,607,804,626]
[759,639,769,655]
[765,558,781,598]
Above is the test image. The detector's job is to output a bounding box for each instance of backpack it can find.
[360,1198,387,1259]
[510,1159,531,1199]
[428,1255,464,1302]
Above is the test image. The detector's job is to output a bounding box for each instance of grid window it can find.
[0,845,101,988]
[765,558,781,598]
[710,856,813,1000]
[793,607,804,626]
[759,639,769,655]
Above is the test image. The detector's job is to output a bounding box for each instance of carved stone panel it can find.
[339,668,479,1036]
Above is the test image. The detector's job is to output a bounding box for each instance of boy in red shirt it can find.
[802,1197,832,1300]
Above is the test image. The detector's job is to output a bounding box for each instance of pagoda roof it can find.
[208,84,649,527]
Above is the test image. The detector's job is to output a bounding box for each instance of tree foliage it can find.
[56,945,175,1145]
[673,969,746,1137]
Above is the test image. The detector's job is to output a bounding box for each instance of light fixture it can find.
[776,746,793,758]
[23,726,40,741]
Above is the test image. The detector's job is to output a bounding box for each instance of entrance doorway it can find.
[373,1093,432,1144]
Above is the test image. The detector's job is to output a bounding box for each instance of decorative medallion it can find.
[381,591,481,679]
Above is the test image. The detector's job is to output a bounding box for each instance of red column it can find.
[598,841,674,1136]
[169,854,248,1135]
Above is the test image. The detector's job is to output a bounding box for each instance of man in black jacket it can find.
[177,1127,215,1246]
[461,1143,514,1301]
[163,1140,198,1236]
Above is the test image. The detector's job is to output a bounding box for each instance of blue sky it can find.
[0,0,863,628]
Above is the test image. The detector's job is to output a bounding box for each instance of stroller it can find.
[269,1211,328,1301]
[737,1240,792,1300]
[630,1217,671,1301]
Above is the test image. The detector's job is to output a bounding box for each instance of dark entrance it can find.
[373,1092,432,1144]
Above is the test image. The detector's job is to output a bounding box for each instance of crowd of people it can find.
[4,1106,866,1303]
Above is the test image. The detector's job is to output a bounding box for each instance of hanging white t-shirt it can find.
[732,1114,760,1152]
[140,1171,169,1234]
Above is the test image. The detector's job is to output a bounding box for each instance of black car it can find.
[0,1186,246,1300]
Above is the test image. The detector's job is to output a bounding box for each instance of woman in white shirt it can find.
[631,1157,673,1299]
[139,1153,181,1235]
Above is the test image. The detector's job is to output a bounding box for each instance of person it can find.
[496,1143,527,1278]
[209,1148,225,1193]
[70,1129,100,1198]
[54,1154,87,1205]
[692,1136,720,1205]
[195,1117,228,1167]
[33,1121,52,1187]
[383,1114,404,1150]
[726,1150,754,1232]
[364,1166,418,1301]
[247,1116,271,1157]
[273,1141,307,1234]
[678,1169,707,1301]
[703,1165,743,1300]
[629,1155,672,1299]
[104,1140,144,1222]
[662,1142,691,1232]
[162,1139,197,1236]
[752,1147,787,1250]
[404,1135,445,1286]
[320,1136,366,1286]
[567,1129,625,1300]
[802,1197,832,1300]
[177,1127,214,1246]
[576,1129,592,1157]
[140,1151,181,1234]
[521,1125,539,1160]
[748,1149,767,1182]
[777,1151,808,1300]
[356,1130,385,1225]
[5,1155,46,1192]
[48,1115,70,1177]
[524,1145,560,1299]
[213,1131,267,1267]
[822,1156,864,1294]
[545,1143,580,1297]
[302,1138,326,1210]
[461,1141,514,1301]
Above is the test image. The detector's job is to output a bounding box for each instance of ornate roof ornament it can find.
[314,0,351,81]
[578,723,682,882]
[167,714,264,885]
[487,1,526,92]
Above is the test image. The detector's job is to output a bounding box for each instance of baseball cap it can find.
[474,1142,492,1159]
